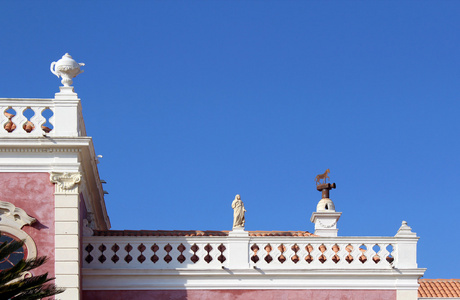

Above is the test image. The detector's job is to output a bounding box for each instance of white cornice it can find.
[82,268,425,291]
[0,136,111,230]
[0,136,93,146]
[0,148,80,153]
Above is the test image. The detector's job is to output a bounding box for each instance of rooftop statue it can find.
[232,194,246,228]
[50,53,85,86]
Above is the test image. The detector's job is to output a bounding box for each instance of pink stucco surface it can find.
[82,289,396,300]
[0,172,55,277]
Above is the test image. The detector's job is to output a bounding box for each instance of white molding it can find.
[0,201,36,229]
[82,268,424,291]
[0,148,80,153]
[0,224,37,259]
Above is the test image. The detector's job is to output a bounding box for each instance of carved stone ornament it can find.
[50,53,85,86]
[395,220,417,237]
[50,172,82,193]
[232,194,246,228]
[82,219,94,237]
[0,201,36,229]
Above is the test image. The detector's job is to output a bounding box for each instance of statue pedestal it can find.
[229,227,249,237]
[228,227,249,269]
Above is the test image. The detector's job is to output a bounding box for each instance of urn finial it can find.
[50,53,85,87]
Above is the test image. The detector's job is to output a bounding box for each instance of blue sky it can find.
[1,1,459,279]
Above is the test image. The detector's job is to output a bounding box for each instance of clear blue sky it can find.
[1,1,459,279]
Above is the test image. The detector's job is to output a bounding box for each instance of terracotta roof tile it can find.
[419,279,460,298]
[248,231,316,237]
[93,230,229,237]
[93,230,316,237]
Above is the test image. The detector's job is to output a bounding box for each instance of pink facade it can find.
[0,172,55,277]
[83,289,396,300]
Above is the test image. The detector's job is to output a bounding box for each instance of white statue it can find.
[50,53,85,86]
[232,194,246,228]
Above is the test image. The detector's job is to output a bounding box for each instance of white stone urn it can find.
[50,53,85,86]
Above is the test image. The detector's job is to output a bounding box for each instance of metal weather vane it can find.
[315,169,336,199]
[315,169,330,185]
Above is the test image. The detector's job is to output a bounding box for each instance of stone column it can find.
[50,172,82,299]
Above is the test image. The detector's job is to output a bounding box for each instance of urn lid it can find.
[55,53,80,68]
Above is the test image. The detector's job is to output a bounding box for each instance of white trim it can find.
[82,268,424,290]
[0,224,37,259]
[0,201,36,229]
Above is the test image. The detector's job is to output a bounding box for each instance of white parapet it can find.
[82,224,425,293]
[0,88,86,137]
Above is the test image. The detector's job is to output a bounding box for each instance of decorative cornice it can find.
[50,172,82,194]
[82,268,426,291]
[0,148,81,153]
[0,201,36,229]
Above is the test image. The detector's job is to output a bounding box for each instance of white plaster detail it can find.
[317,218,338,228]
[395,221,417,237]
[50,53,85,87]
[316,197,336,212]
[311,211,342,237]
[50,172,82,194]
[0,201,36,229]
[82,219,94,237]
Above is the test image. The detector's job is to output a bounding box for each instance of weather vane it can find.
[315,169,336,199]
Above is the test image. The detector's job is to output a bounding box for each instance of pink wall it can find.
[82,289,396,300]
[0,172,55,277]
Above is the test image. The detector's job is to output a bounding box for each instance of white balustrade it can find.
[0,89,86,137]
[0,99,55,136]
[83,235,418,271]
[83,237,228,270]
[248,238,396,269]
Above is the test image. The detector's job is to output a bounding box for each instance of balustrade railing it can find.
[82,236,414,270]
[83,238,227,269]
[248,239,394,269]
[0,93,86,137]
[0,99,55,136]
